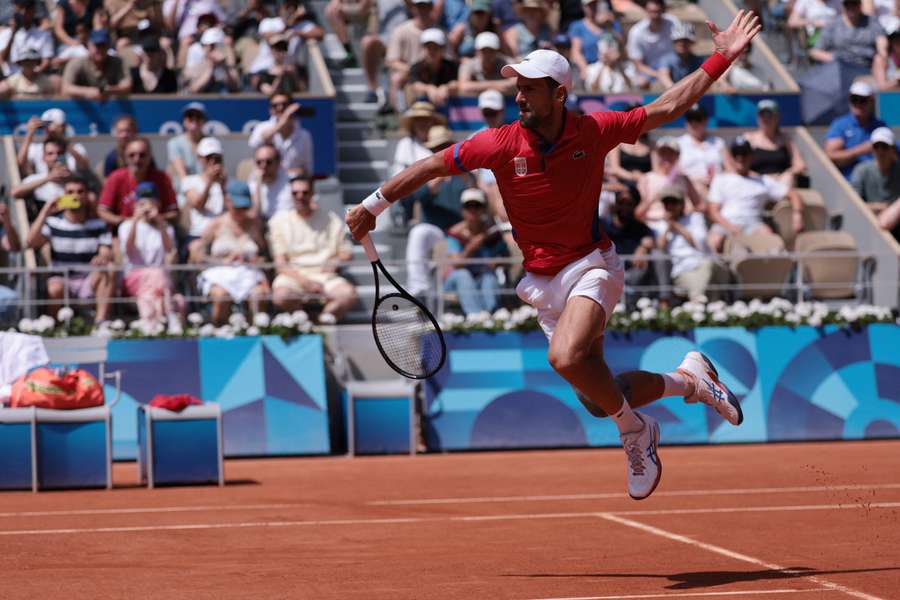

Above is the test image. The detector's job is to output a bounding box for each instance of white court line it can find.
[0,504,302,519]
[528,588,836,600]
[0,501,898,536]
[599,513,885,600]
[456,502,900,521]
[368,483,900,506]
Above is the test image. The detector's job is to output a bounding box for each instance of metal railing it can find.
[0,247,891,325]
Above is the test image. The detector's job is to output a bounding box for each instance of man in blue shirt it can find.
[658,22,704,87]
[825,81,887,179]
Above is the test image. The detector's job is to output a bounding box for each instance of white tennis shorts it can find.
[515,245,625,340]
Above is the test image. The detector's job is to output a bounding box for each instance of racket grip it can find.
[360,234,379,262]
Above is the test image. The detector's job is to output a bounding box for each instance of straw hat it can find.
[424,125,455,150]
[399,101,447,131]
[519,0,549,12]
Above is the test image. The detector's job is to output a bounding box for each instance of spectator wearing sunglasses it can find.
[824,81,887,178]
[248,144,293,220]
[248,92,314,177]
[850,127,900,214]
[98,137,177,228]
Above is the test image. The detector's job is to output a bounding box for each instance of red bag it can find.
[149,394,202,412]
[10,368,104,410]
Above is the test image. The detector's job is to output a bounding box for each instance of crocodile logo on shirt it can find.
[573,150,585,160]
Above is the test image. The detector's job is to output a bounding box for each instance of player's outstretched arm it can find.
[346,152,452,240]
[641,10,761,133]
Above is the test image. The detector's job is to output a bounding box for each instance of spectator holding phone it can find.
[181,137,228,262]
[61,29,132,100]
[12,140,72,210]
[18,109,90,178]
[118,182,183,329]
[248,92,314,177]
[25,176,114,324]
[248,144,293,221]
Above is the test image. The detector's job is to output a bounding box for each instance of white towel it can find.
[0,332,50,388]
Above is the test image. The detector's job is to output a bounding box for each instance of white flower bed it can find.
[440,297,897,334]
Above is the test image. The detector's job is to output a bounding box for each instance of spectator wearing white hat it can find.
[407,28,459,106]
[625,0,681,82]
[0,0,55,76]
[184,27,241,94]
[382,0,438,113]
[248,92,314,177]
[249,16,288,74]
[0,48,58,99]
[181,137,228,263]
[448,0,506,59]
[825,80,888,178]
[18,108,89,178]
[252,32,308,95]
[164,0,226,53]
[443,188,509,315]
[12,139,73,210]
[850,126,900,214]
[657,22,703,88]
[458,31,516,94]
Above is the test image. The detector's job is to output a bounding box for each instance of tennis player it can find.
[347,11,759,500]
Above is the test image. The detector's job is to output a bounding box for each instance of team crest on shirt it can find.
[514,156,528,176]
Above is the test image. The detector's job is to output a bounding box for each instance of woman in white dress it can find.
[198,182,271,325]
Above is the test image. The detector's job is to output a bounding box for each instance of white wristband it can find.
[361,188,390,216]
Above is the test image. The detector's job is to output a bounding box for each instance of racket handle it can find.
[360,234,379,262]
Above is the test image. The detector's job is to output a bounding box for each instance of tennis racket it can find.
[360,234,446,379]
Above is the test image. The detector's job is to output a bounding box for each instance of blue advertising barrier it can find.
[0,97,336,176]
[445,93,803,131]
[423,325,900,451]
[99,335,330,460]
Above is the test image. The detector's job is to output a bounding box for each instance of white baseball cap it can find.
[197,137,224,157]
[870,127,895,145]
[420,28,446,46]
[41,108,66,125]
[500,49,572,89]
[200,27,224,46]
[474,31,501,51]
[258,17,286,35]
[478,89,505,111]
[849,80,874,97]
[461,188,487,206]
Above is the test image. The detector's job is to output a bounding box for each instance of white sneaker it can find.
[677,351,744,426]
[619,413,662,500]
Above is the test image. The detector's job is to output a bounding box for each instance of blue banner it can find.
[445,93,803,131]
[0,97,336,176]
[101,335,331,459]
[423,325,900,450]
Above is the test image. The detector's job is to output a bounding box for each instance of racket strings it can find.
[374,296,443,378]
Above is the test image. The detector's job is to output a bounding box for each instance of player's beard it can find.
[518,105,540,130]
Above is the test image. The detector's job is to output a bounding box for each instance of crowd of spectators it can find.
[349,0,771,114]
[0,0,323,99]
[4,95,357,327]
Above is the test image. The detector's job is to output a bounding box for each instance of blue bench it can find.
[137,404,224,488]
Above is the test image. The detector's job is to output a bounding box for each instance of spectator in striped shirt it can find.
[25,176,114,323]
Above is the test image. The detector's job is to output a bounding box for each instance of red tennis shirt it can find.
[443,107,648,276]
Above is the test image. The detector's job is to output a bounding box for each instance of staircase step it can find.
[338,102,378,121]
[336,120,378,141]
[338,139,389,162]
[338,160,388,181]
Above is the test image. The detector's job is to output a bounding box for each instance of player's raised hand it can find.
[708,10,761,62]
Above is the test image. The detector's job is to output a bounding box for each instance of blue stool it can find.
[346,380,417,455]
[137,404,224,488]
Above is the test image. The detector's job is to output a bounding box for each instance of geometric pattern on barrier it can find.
[100,336,329,459]
[424,325,900,451]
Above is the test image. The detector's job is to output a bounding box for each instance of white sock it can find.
[662,372,693,397]
[610,398,644,434]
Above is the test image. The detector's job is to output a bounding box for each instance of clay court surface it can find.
[1,440,899,599]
